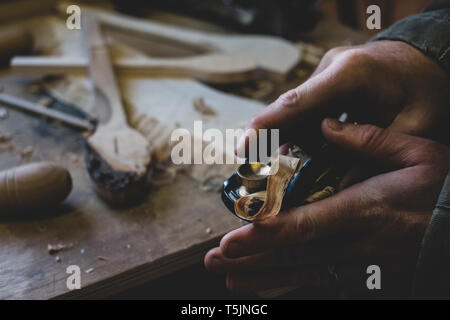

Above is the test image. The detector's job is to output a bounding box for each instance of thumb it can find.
[321,118,428,167]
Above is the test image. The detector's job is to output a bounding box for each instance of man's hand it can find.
[205,120,450,293]
[237,40,450,157]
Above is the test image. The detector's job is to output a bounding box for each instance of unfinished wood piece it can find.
[83,14,151,202]
[235,156,300,221]
[11,53,257,84]
[0,162,72,214]
[57,3,301,80]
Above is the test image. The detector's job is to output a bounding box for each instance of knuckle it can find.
[322,46,348,60]
[357,124,386,152]
[339,48,373,68]
[419,141,450,173]
[277,88,301,107]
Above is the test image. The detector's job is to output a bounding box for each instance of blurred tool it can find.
[0,162,72,214]
[0,93,94,131]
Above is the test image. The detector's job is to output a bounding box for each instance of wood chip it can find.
[0,108,8,119]
[20,146,34,160]
[0,133,12,143]
[47,243,73,255]
[38,97,53,108]
[193,97,216,116]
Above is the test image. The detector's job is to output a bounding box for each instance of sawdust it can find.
[20,146,33,161]
[38,97,53,108]
[0,108,8,119]
[193,97,217,116]
[0,133,13,153]
[240,81,274,100]
[0,132,12,143]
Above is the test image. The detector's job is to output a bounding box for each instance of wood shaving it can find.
[0,108,8,119]
[193,97,217,116]
[0,143,14,153]
[20,146,34,161]
[0,133,12,143]
[27,83,42,95]
[241,81,274,100]
[38,97,53,108]
[151,166,177,187]
[47,243,73,255]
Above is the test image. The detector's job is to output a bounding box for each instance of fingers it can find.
[205,240,359,274]
[219,185,370,259]
[321,118,433,167]
[236,52,368,155]
[225,267,324,293]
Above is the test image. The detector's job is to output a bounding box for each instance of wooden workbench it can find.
[0,11,366,299]
[0,75,244,299]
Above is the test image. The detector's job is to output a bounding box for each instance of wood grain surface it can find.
[0,78,243,299]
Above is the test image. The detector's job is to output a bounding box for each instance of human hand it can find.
[206,120,450,293]
[237,40,450,157]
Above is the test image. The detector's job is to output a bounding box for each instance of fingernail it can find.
[325,118,344,131]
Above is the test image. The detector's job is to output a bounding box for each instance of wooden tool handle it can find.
[0,25,32,67]
[83,14,126,128]
[0,162,72,214]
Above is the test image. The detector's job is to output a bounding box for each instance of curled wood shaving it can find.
[235,156,300,221]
